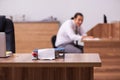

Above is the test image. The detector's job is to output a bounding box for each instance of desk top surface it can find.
[0,53,101,67]
[83,38,120,42]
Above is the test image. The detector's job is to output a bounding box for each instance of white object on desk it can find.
[0,32,6,57]
[38,48,55,60]
[83,38,100,40]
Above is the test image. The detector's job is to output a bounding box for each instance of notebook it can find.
[0,32,7,57]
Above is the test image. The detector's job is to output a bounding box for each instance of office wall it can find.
[0,0,120,32]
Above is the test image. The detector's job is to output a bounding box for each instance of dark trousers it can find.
[57,43,83,53]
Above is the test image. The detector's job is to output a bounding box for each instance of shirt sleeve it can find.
[79,26,87,36]
[65,22,83,41]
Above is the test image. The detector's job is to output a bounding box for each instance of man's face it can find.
[74,15,83,27]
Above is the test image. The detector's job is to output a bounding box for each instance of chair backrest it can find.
[51,35,57,48]
[0,16,6,31]
[0,16,15,53]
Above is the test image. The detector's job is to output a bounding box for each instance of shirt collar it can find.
[72,20,77,27]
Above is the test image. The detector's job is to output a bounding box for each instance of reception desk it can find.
[83,39,120,54]
[83,39,120,80]
[0,53,101,80]
[86,22,120,80]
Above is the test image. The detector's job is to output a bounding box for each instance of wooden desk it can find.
[0,53,101,80]
[86,22,120,80]
[83,39,120,80]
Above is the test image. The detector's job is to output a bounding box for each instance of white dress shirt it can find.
[55,20,87,47]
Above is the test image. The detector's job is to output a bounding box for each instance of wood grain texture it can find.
[0,67,93,80]
[111,22,120,39]
[0,54,101,67]
[84,42,120,80]
[0,54,101,80]
[87,22,120,39]
[14,22,59,53]
[85,23,120,80]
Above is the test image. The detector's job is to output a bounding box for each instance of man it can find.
[55,12,93,53]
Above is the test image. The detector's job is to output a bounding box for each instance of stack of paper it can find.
[38,48,55,60]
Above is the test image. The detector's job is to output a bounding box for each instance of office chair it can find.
[0,16,15,53]
[51,35,57,48]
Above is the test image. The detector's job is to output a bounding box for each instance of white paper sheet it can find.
[83,38,100,40]
[38,48,55,60]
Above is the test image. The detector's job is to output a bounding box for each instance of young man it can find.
[55,12,93,53]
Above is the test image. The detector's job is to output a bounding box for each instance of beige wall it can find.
[0,0,120,32]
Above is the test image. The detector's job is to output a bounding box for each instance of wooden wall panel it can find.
[14,22,59,53]
[90,24,102,38]
[101,24,111,38]
[111,22,120,40]
[87,22,120,40]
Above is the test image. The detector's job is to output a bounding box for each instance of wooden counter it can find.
[86,22,120,80]
[0,53,101,80]
[83,39,120,54]
[83,39,120,80]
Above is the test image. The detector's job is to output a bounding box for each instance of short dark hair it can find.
[71,12,83,20]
